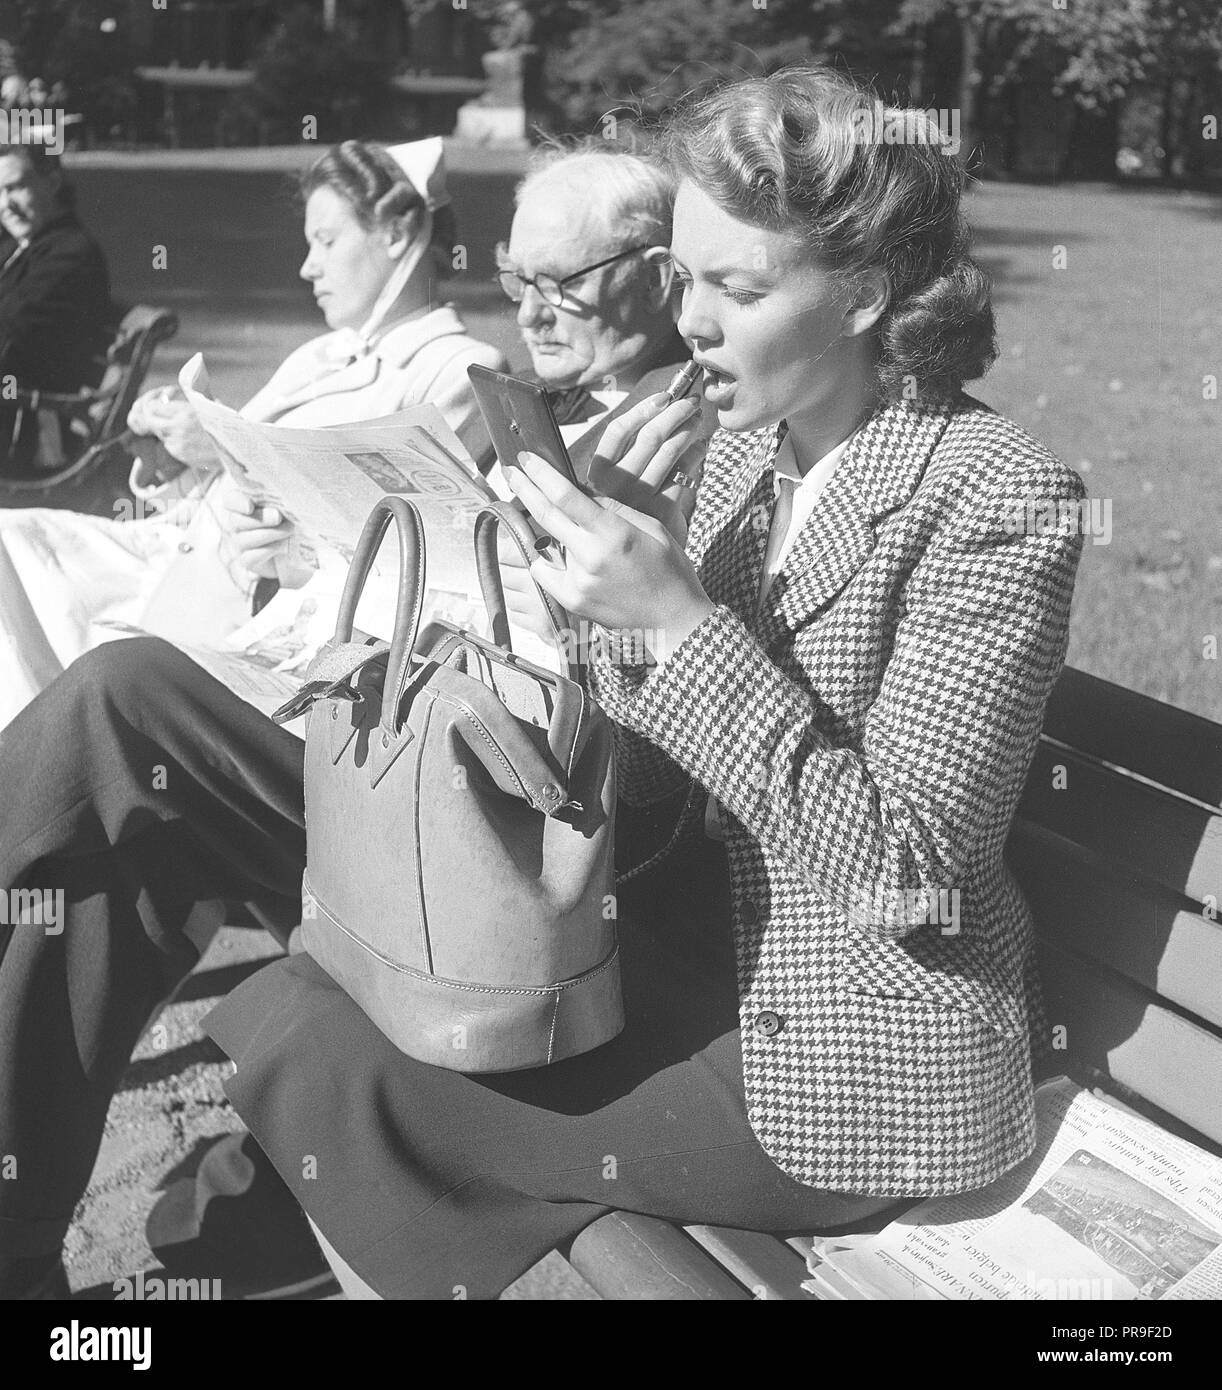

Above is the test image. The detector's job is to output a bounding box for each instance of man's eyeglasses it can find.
[494,243,652,306]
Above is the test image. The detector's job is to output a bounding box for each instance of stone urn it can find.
[455,46,532,147]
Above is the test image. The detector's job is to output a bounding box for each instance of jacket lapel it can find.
[756,399,951,644]
[690,426,780,623]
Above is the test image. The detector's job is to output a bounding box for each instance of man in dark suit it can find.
[0,143,113,476]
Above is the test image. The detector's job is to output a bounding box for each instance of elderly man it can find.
[493,141,688,476]
[0,143,702,1299]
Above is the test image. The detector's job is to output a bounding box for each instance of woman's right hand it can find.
[495,388,713,645]
[127,388,219,473]
[219,482,314,588]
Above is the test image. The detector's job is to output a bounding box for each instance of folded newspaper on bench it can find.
[803,1077,1222,1300]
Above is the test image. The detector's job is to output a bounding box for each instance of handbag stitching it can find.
[435,690,537,807]
[565,683,587,785]
[546,989,561,1064]
[413,690,437,972]
[388,523,427,730]
[308,877,620,994]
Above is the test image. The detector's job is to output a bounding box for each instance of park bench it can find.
[545,664,1222,1299]
[110,660,1221,1299]
[0,303,179,502]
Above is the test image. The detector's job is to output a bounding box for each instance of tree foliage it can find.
[241,3,395,144]
[535,0,818,130]
[10,0,144,137]
[893,0,1222,173]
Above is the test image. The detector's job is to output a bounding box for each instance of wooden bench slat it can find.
[1009,820,1222,1029]
[1038,939,1222,1148]
[1019,743,1222,905]
[566,1212,752,1300]
[1044,667,1222,810]
[683,1225,816,1300]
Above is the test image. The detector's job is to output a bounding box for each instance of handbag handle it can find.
[473,502,582,685]
[333,495,426,737]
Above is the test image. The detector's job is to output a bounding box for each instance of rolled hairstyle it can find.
[664,67,997,402]
[301,139,458,280]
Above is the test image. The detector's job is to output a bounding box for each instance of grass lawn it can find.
[964,181,1222,722]
[62,160,1222,720]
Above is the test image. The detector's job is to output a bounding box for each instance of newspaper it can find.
[804,1078,1222,1300]
[179,353,497,594]
[180,352,506,698]
[101,357,561,716]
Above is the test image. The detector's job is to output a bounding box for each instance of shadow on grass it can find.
[116,1037,229,1093]
[72,1133,341,1301]
[173,954,286,1005]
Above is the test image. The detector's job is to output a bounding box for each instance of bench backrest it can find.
[562,665,1222,1298]
[1008,665,1222,1153]
[90,304,181,445]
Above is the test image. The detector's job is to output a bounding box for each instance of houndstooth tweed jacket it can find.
[588,394,1086,1199]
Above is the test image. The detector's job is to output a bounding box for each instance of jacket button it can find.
[740,899,759,926]
[753,1010,782,1037]
[541,783,561,804]
[178,541,193,553]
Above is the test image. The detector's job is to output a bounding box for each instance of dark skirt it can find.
[206,835,890,1299]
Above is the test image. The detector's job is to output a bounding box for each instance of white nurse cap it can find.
[384,136,451,211]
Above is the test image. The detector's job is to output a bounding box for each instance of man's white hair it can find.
[515,138,674,252]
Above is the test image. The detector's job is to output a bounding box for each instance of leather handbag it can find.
[272,495,622,1072]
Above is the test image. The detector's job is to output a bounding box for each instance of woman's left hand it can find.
[507,451,716,661]
[585,390,714,549]
[127,389,219,473]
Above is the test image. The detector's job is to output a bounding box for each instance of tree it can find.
[895,0,1222,177]
[11,0,144,140]
[520,0,819,132]
[238,3,395,143]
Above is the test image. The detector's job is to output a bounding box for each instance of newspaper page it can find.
[808,1078,1222,1300]
[98,357,564,715]
[178,352,496,602]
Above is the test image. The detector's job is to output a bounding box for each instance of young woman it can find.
[0,67,1084,1300]
[0,138,505,728]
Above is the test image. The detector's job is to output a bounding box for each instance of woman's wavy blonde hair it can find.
[664,66,997,402]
